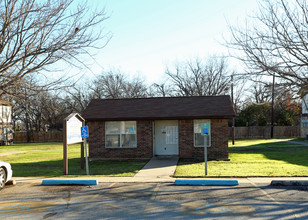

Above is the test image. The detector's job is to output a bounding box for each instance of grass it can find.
[174,139,308,177]
[2,139,308,178]
[0,142,149,177]
[290,138,307,143]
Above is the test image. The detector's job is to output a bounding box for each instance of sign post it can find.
[201,122,210,176]
[204,134,207,176]
[81,126,89,175]
[63,113,85,175]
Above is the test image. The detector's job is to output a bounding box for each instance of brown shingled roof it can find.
[82,95,235,121]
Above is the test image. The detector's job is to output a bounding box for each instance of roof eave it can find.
[84,115,235,121]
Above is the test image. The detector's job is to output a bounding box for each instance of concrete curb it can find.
[175,179,239,186]
[42,179,98,186]
[11,177,308,185]
[271,180,308,186]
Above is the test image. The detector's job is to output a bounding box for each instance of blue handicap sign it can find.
[202,128,208,134]
[201,123,210,136]
[81,126,89,138]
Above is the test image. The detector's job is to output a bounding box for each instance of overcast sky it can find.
[79,0,259,84]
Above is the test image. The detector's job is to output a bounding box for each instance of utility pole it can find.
[24,85,30,143]
[271,73,275,138]
[231,75,235,145]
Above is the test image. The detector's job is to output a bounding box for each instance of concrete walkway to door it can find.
[133,156,179,181]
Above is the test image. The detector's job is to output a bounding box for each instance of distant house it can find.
[82,96,235,160]
[0,100,14,145]
[301,92,308,138]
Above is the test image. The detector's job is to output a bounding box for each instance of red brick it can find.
[88,119,228,160]
[88,120,153,159]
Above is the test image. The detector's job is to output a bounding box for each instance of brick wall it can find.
[179,119,229,160]
[88,119,228,160]
[88,120,153,159]
[178,120,195,158]
[210,119,229,159]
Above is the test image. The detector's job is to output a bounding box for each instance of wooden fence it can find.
[13,126,302,143]
[229,126,301,139]
[14,131,63,143]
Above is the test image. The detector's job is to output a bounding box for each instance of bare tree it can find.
[91,70,149,99]
[250,84,272,104]
[91,71,125,99]
[227,0,308,95]
[64,83,92,113]
[0,0,110,96]
[123,76,148,98]
[165,56,231,96]
[244,80,299,108]
[151,82,174,97]
[231,75,248,113]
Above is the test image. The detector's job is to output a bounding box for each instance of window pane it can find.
[123,121,136,134]
[195,133,210,146]
[2,106,7,118]
[105,121,137,148]
[194,119,210,147]
[194,121,201,133]
[195,133,204,146]
[106,134,120,147]
[106,122,120,134]
[122,134,137,147]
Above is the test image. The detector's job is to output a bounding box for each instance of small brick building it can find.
[301,91,308,138]
[82,96,234,160]
[0,100,14,145]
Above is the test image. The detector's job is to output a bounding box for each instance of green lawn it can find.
[290,138,307,143]
[0,142,149,177]
[2,139,308,178]
[174,139,308,177]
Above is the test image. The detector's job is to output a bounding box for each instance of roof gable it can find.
[82,96,235,121]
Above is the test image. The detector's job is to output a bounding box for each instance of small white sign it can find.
[67,116,82,144]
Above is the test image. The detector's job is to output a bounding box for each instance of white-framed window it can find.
[105,121,137,148]
[302,120,308,127]
[1,105,11,123]
[194,119,211,147]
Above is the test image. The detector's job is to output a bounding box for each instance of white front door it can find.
[154,120,179,156]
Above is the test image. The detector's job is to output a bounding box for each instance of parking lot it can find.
[0,180,308,219]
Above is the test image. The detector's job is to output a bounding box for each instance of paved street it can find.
[1,180,308,219]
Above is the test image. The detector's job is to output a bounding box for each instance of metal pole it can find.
[231,75,235,145]
[24,86,30,143]
[63,119,68,175]
[271,73,275,138]
[84,137,89,175]
[81,121,85,170]
[81,141,85,169]
[204,135,207,176]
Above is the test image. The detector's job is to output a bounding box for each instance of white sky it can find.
[76,0,259,85]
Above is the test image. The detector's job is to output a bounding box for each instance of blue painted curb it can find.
[42,180,98,186]
[174,179,238,186]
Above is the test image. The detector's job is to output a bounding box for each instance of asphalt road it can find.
[0,181,308,219]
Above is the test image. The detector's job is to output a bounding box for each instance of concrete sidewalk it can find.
[12,156,180,184]
[10,154,308,185]
[285,140,308,146]
[12,176,308,186]
[134,156,179,180]
[11,154,308,186]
